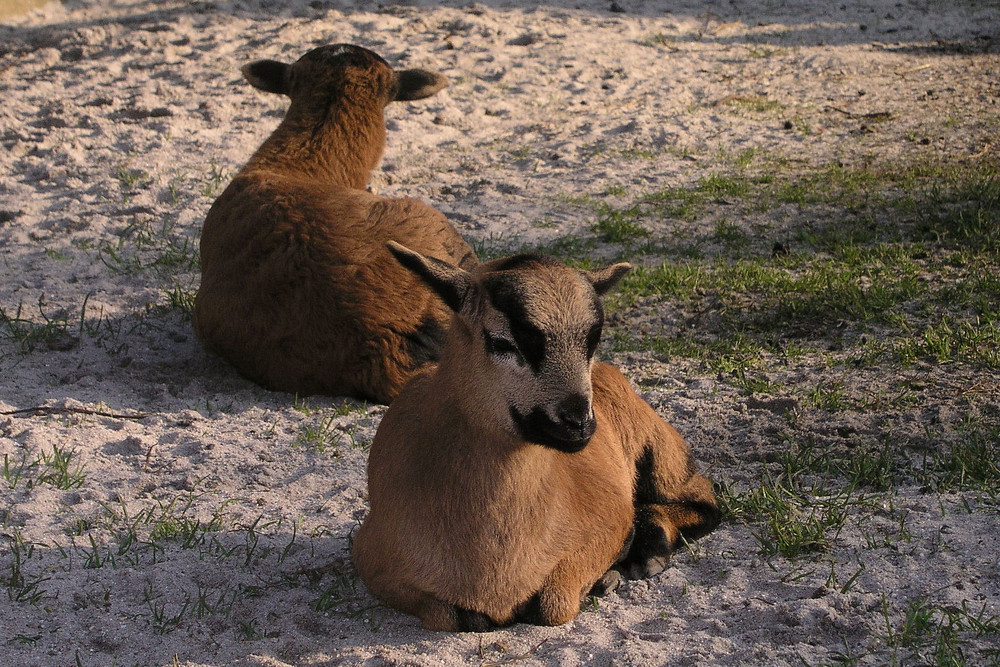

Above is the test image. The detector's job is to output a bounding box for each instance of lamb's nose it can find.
[557,394,593,431]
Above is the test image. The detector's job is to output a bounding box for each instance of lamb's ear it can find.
[387,242,473,312]
[241,60,291,95]
[393,69,447,101]
[583,263,632,296]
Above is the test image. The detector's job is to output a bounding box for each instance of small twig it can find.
[826,105,893,121]
[294,557,354,582]
[967,141,997,160]
[960,378,1000,396]
[0,406,150,420]
[710,94,762,107]
[896,63,933,75]
[482,638,550,666]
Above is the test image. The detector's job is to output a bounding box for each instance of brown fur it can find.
[353,246,720,631]
[193,45,477,403]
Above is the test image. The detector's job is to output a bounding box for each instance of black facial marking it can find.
[483,275,546,372]
[508,319,545,372]
[509,405,594,453]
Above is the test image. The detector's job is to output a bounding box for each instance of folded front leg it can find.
[620,445,721,580]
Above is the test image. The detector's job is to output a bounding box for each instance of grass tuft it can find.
[294,415,344,454]
[721,478,849,558]
[3,445,86,491]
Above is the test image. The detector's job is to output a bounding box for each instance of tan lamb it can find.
[193,44,477,403]
[353,243,720,631]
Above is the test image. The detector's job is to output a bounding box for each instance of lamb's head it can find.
[241,43,447,114]
[388,242,631,453]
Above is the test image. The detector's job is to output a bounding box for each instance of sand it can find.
[1,0,999,665]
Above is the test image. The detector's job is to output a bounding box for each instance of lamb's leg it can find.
[619,447,720,580]
[384,584,504,632]
[514,565,585,627]
[587,524,634,597]
[518,522,633,625]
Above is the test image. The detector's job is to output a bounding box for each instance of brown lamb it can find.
[193,44,477,403]
[353,243,721,631]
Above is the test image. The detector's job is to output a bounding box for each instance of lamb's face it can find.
[385,242,630,452]
[476,257,606,453]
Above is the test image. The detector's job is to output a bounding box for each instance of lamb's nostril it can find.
[559,411,588,429]
[557,394,592,430]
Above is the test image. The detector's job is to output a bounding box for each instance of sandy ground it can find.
[1,0,999,665]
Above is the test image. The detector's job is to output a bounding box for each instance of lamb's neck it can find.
[432,397,553,496]
[244,108,386,190]
[432,357,544,464]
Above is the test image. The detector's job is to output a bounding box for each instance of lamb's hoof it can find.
[455,607,499,632]
[622,555,668,580]
[588,568,623,597]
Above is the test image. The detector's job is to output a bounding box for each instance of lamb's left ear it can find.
[583,263,632,296]
[242,59,291,96]
[393,69,447,102]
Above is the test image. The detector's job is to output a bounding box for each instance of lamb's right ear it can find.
[393,69,447,102]
[583,262,632,296]
[241,60,291,95]
[386,242,473,313]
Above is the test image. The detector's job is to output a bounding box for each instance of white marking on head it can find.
[326,45,354,58]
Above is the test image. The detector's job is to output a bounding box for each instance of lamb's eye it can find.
[492,338,519,355]
[585,321,602,359]
[484,329,521,358]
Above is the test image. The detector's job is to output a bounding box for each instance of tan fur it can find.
[193,45,476,403]
[353,248,720,631]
